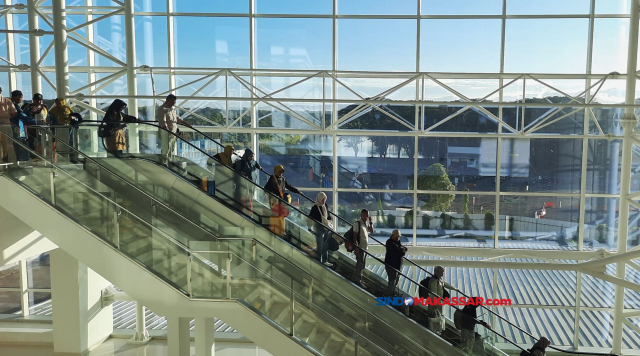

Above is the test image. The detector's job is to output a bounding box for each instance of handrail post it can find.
[354,336,359,356]
[226,254,231,299]
[49,169,56,204]
[187,252,192,297]
[290,278,295,336]
[113,208,119,249]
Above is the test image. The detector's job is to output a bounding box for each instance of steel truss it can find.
[0,0,640,352]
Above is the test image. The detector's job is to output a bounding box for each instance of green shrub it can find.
[484,211,495,231]
[387,214,396,228]
[404,209,414,229]
[422,214,431,229]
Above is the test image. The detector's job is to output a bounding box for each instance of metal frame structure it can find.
[0,0,640,353]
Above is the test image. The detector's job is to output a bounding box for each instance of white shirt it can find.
[355,219,371,250]
[157,105,179,133]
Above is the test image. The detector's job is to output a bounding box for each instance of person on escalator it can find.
[0,86,18,165]
[9,90,36,162]
[309,192,333,267]
[352,209,374,288]
[454,299,490,353]
[522,337,550,356]
[426,265,460,335]
[234,148,263,212]
[22,93,48,158]
[101,99,140,158]
[49,97,73,125]
[213,144,235,167]
[264,164,304,203]
[157,94,191,165]
[384,229,406,297]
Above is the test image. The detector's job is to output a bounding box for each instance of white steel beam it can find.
[27,0,41,95]
[51,0,68,98]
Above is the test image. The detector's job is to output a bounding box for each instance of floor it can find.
[0,339,273,356]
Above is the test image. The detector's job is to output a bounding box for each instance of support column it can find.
[129,302,151,344]
[195,317,216,356]
[52,0,69,98]
[27,0,41,95]
[612,0,639,353]
[19,259,30,317]
[50,249,114,355]
[167,316,191,356]
[5,0,16,91]
[124,0,139,153]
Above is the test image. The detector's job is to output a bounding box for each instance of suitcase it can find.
[269,216,285,236]
[201,176,215,195]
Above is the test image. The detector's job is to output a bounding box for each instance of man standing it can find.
[0,86,18,165]
[384,229,407,296]
[10,90,35,162]
[352,209,374,287]
[156,94,191,164]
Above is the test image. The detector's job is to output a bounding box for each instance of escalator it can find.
[19,122,617,356]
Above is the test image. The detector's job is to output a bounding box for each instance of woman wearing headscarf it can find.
[309,192,332,266]
[213,144,234,167]
[454,299,490,353]
[233,148,263,212]
[100,99,139,157]
[264,164,303,202]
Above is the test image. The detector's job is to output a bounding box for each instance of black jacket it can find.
[384,237,406,270]
[264,175,300,198]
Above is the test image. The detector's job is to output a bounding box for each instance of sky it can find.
[0,0,634,104]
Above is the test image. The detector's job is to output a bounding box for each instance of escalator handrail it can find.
[73,121,616,355]
[70,120,534,353]
[6,130,450,356]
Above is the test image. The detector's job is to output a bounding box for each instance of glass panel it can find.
[505,19,589,74]
[27,253,50,289]
[422,0,502,15]
[586,139,620,194]
[507,0,590,14]
[258,134,332,189]
[337,19,416,72]
[420,20,501,73]
[498,268,576,307]
[592,19,629,74]
[578,310,613,348]
[134,0,167,12]
[495,307,573,347]
[256,0,332,14]
[418,137,497,192]
[0,262,19,288]
[339,0,417,15]
[415,194,496,247]
[135,15,169,67]
[595,0,631,14]
[0,291,21,314]
[256,18,332,70]
[174,0,249,13]
[500,138,582,194]
[28,292,51,311]
[337,135,416,189]
[498,195,579,250]
[174,17,250,68]
[93,15,126,67]
[583,198,618,251]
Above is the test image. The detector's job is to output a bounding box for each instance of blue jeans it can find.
[316,231,329,263]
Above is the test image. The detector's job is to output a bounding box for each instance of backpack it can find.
[343,221,360,253]
[419,277,432,299]
[453,309,463,330]
[418,276,450,299]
